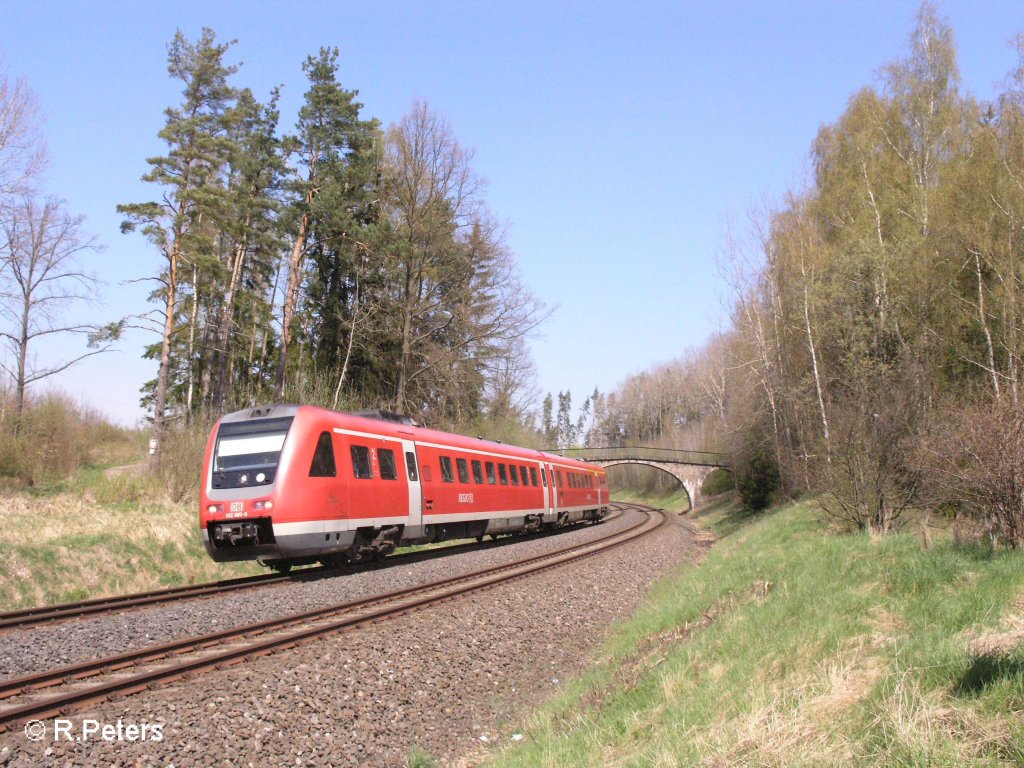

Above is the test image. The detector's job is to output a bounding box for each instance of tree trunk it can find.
[275,210,309,400]
[185,263,199,422]
[152,242,179,469]
[214,234,249,412]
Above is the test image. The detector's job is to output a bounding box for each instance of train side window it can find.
[309,432,336,477]
[379,448,398,480]
[541,468,547,486]
[510,465,520,486]
[486,462,496,484]
[557,470,563,488]
[530,467,538,486]
[498,463,508,485]
[456,458,470,483]
[440,456,454,483]
[406,451,419,481]
[472,460,483,484]
[519,466,529,486]
[351,445,372,479]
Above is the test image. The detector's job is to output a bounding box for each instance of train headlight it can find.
[264,501,273,510]
[253,500,273,511]
[207,504,222,514]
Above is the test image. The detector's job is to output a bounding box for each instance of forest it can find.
[1,30,548,469]
[590,5,1024,546]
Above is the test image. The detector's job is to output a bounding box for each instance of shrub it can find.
[701,468,735,496]
[916,397,1024,548]
[736,450,778,512]
[0,391,143,487]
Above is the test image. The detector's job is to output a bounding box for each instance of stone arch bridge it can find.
[556,446,732,511]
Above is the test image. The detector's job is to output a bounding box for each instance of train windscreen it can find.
[212,417,293,489]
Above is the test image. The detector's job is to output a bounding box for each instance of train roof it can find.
[216,404,602,471]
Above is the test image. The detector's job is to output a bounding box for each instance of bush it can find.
[701,468,735,496]
[154,421,213,503]
[0,391,143,487]
[736,450,778,512]
[917,397,1024,548]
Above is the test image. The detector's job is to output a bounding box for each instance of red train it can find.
[200,404,610,570]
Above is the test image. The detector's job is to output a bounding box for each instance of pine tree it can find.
[118,28,238,462]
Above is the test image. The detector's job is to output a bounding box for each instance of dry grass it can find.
[688,637,886,768]
[0,489,260,610]
[963,594,1024,658]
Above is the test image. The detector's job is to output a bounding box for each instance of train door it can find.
[547,462,558,512]
[402,439,422,529]
[540,461,551,515]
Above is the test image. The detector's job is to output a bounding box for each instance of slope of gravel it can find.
[0,513,711,768]
[0,512,638,680]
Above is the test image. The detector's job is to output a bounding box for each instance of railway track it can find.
[0,508,626,632]
[0,503,661,734]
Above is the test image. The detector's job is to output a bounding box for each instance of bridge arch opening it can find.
[604,462,692,512]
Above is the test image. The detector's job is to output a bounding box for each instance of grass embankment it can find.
[0,468,261,611]
[487,494,1024,767]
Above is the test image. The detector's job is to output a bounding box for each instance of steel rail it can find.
[0,510,623,631]
[0,503,660,733]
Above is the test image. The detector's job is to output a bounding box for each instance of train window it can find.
[406,451,419,481]
[498,463,508,485]
[530,467,538,486]
[510,465,519,485]
[472,460,483,483]
[557,471,563,488]
[212,416,293,489]
[485,462,497,484]
[440,456,454,483]
[456,458,470,483]
[351,445,372,479]
[379,448,398,480]
[541,468,547,486]
[519,466,529,486]
[309,432,336,477]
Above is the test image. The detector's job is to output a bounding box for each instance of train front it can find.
[199,404,300,564]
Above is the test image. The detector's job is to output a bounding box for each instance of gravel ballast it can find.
[0,511,710,767]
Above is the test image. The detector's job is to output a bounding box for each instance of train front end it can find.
[199,404,299,565]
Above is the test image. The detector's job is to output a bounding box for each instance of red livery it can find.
[199,404,610,570]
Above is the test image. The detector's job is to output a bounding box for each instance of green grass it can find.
[485,497,1024,767]
[612,486,694,513]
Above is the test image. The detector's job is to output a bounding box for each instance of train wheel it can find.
[270,561,293,574]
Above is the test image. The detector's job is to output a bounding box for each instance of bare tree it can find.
[0,196,114,421]
[0,62,46,201]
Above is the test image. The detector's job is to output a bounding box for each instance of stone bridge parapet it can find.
[555,446,731,512]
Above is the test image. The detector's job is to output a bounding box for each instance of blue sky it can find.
[1,0,1021,426]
